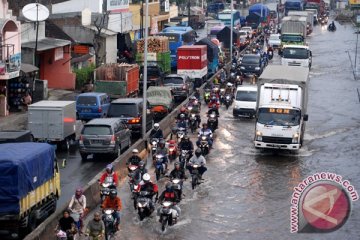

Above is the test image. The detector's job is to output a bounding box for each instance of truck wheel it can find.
[27,211,37,232]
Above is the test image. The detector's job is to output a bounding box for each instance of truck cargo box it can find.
[177,45,208,78]
[0,130,32,143]
[0,143,55,214]
[135,51,171,73]
[28,101,76,142]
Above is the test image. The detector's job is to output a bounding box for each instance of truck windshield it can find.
[281,35,303,43]
[258,108,301,126]
[107,103,138,117]
[163,77,183,85]
[77,96,97,106]
[283,48,309,59]
[236,90,257,101]
[83,125,112,135]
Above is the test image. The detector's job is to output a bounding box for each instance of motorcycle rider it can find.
[68,188,87,233]
[194,88,201,100]
[224,82,234,97]
[176,113,188,130]
[329,21,336,30]
[176,107,189,121]
[208,96,220,109]
[126,149,142,170]
[187,148,207,178]
[129,160,147,184]
[137,173,159,212]
[169,162,187,199]
[85,212,105,239]
[155,140,169,170]
[149,123,163,139]
[101,189,122,231]
[196,123,213,148]
[157,182,181,223]
[55,210,76,239]
[99,164,119,188]
[178,135,194,157]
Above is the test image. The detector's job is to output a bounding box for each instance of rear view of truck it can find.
[0,143,60,239]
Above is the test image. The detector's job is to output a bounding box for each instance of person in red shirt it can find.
[101,189,122,231]
[135,173,158,212]
[99,164,119,188]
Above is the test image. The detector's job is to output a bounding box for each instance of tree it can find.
[93,11,110,67]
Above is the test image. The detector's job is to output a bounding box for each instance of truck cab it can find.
[281,44,312,68]
[139,63,165,92]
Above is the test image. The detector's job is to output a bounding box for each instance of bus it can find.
[158,26,197,69]
[217,9,242,29]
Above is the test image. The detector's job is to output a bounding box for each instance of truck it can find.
[288,10,314,35]
[195,38,220,76]
[28,101,76,150]
[0,143,60,239]
[284,0,304,14]
[94,63,140,99]
[206,19,224,36]
[280,16,307,48]
[0,130,32,143]
[281,44,312,68]
[177,45,208,85]
[254,65,309,150]
[139,63,165,93]
[136,51,171,74]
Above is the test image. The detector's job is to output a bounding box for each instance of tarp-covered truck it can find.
[147,86,174,120]
[0,143,60,239]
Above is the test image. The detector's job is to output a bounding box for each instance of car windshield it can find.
[82,125,112,135]
[283,48,309,59]
[236,90,257,101]
[242,56,259,64]
[107,103,138,117]
[163,77,183,85]
[257,108,301,126]
[77,96,97,106]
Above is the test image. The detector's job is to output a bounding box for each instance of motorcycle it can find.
[189,113,198,133]
[176,127,186,143]
[128,166,141,199]
[171,178,183,201]
[198,134,210,156]
[167,140,178,161]
[179,149,192,170]
[190,164,202,190]
[224,94,233,110]
[103,209,117,240]
[204,90,211,104]
[150,138,160,155]
[207,113,218,132]
[136,191,154,221]
[159,201,179,232]
[100,179,116,203]
[328,24,336,32]
[154,154,166,180]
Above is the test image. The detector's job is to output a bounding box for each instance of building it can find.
[0,0,21,115]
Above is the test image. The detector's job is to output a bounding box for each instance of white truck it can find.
[281,44,312,68]
[281,16,307,46]
[28,101,77,150]
[288,11,314,35]
[254,66,309,150]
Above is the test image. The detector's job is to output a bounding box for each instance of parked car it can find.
[79,118,131,160]
[239,54,264,76]
[163,74,193,101]
[107,98,154,136]
[76,92,110,121]
[268,33,281,48]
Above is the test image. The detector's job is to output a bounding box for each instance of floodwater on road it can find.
[110,21,360,239]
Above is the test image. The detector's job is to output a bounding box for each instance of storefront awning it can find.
[20,63,39,73]
[152,14,169,22]
[22,38,71,51]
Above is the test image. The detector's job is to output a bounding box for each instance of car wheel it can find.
[80,153,88,161]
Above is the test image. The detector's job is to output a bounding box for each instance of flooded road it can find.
[112,22,360,239]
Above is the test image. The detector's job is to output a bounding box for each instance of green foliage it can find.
[74,64,96,90]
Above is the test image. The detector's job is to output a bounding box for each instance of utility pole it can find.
[140,1,143,38]
[188,0,191,27]
[230,0,234,60]
[142,0,149,139]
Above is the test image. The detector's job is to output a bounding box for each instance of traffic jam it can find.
[1,0,359,239]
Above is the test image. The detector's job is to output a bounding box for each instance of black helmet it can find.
[195,148,202,157]
[110,189,117,198]
[183,135,189,141]
[159,139,165,147]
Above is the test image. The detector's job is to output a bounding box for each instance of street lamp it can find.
[142,0,149,139]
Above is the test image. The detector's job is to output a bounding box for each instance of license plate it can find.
[91,139,103,144]
[82,109,91,112]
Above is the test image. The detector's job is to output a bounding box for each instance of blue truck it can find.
[195,38,220,76]
[285,0,304,15]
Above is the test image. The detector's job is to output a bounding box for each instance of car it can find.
[76,92,110,121]
[163,74,193,101]
[268,33,281,48]
[233,86,258,118]
[240,27,252,38]
[239,54,264,76]
[106,98,154,136]
[79,118,131,160]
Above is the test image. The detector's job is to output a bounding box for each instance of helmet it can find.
[227,82,233,87]
[154,123,160,130]
[75,188,83,196]
[180,107,186,113]
[165,182,173,191]
[106,164,113,172]
[183,135,189,141]
[143,173,151,182]
[110,189,117,198]
[180,113,185,119]
[138,161,145,168]
[132,149,139,154]
[159,139,166,145]
[174,162,180,168]
[195,148,202,157]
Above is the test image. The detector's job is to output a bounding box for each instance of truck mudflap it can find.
[254,141,301,150]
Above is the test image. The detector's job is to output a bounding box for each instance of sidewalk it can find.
[0,89,78,131]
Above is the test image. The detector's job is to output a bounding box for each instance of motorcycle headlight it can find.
[292,133,299,144]
[256,131,262,141]
[201,136,207,140]
[191,114,196,117]
[138,202,143,208]
[255,67,260,70]
[240,66,245,70]
[226,96,230,100]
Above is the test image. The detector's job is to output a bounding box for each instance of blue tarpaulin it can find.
[195,38,219,62]
[249,3,270,17]
[0,143,55,215]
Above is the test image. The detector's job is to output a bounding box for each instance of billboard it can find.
[107,0,129,12]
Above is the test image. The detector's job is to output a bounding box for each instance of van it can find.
[79,118,131,160]
[76,92,110,121]
[233,86,258,118]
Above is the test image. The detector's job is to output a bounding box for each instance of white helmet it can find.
[154,123,160,129]
[143,173,151,182]
[227,82,233,87]
[132,149,139,154]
